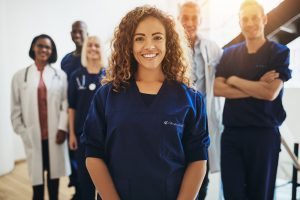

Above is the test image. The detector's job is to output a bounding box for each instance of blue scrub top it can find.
[216,41,291,127]
[61,52,83,80]
[68,67,105,137]
[82,79,209,200]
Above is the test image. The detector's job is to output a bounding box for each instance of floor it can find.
[0,161,74,200]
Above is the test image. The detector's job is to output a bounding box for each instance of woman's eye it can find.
[134,37,144,42]
[153,35,163,40]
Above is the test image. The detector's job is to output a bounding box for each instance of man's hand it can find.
[226,75,238,86]
[56,130,67,144]
[260,70,279,83]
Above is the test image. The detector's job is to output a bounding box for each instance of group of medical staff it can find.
[10,0,292,200]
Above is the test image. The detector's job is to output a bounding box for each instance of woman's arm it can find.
[177,160,206,200]
[68,108,77,150]
[86,157,120,200]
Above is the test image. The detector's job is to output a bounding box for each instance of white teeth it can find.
[143,53,156,58]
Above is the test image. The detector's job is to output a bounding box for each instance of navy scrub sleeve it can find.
[81,86,107,160]
[270,44,291,82]
[183,91,209,162]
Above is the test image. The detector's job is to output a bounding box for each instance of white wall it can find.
[0,0,187,176]
[1,0,299,181]
[0,0,15,175]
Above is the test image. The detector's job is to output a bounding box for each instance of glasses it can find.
[36,44,52,50]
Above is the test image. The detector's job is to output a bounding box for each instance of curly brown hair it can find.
[103,5,191,92]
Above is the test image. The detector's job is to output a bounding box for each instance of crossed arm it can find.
[214,70,283,101]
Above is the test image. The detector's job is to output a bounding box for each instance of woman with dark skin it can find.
[11,34,70,200]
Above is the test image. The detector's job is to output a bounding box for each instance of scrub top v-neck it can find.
[83,79,209,200]
[133,80,165,110]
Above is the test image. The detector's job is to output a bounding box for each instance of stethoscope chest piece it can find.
[89,83,96,91]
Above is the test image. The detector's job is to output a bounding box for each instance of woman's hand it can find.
[69,132,78,150]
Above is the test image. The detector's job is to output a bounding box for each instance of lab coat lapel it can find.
[42,65,53,90]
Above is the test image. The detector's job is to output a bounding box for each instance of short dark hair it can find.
[29,34,57,63]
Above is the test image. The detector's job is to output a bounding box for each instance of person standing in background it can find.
[214,1,291,199]
[61,20,88,200]
[68,36,105,200]
[11,34,70,200]
[178,1,224,199]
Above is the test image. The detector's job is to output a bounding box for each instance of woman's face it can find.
[33,38,52,63]
[86,38,101,61]
[133,16,166,71]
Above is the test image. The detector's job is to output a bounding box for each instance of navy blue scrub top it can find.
[61,52,83,80]
[82,79,209,200]
[216,41,291,127]
[68,67,105,137]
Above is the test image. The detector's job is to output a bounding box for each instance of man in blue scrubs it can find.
[61,21,88,79]
[61,20,88,200]
[214,1,291,199]
[178,2,224,199]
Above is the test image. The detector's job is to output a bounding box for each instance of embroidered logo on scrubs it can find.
[163,121,184,127]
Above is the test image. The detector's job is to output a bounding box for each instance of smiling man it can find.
[61,21,88,80]
[61,20,88,200]
[214,1,292,199]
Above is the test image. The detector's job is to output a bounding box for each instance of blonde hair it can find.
[103,5,192,92]
[81,36,104,68]
[239,0,265,16]
[178,1,201,15]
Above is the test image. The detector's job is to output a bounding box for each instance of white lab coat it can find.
[194,37,225,173]
[11,64,71,186]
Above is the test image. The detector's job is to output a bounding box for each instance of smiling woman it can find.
[133,17,166,74]
[82,5,209,200]
[10,34,70,200]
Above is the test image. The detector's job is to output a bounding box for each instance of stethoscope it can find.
[24,65,60,82]
[76,69,105,91]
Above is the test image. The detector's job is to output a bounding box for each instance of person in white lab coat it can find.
[178,1,224,199]
[11,34,70,200]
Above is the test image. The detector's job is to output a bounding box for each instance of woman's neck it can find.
[86,60,102,74]
[35,60,47,71]
[135,67,165,83]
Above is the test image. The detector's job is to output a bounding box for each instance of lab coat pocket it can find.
[114,179,131,200]
[20,127,33,150]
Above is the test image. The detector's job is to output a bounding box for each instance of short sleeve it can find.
[215,50,229,78]
[183,92,210,163]
[67,73,77,109]
[271,46,291,82]
[81,88,107,160]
